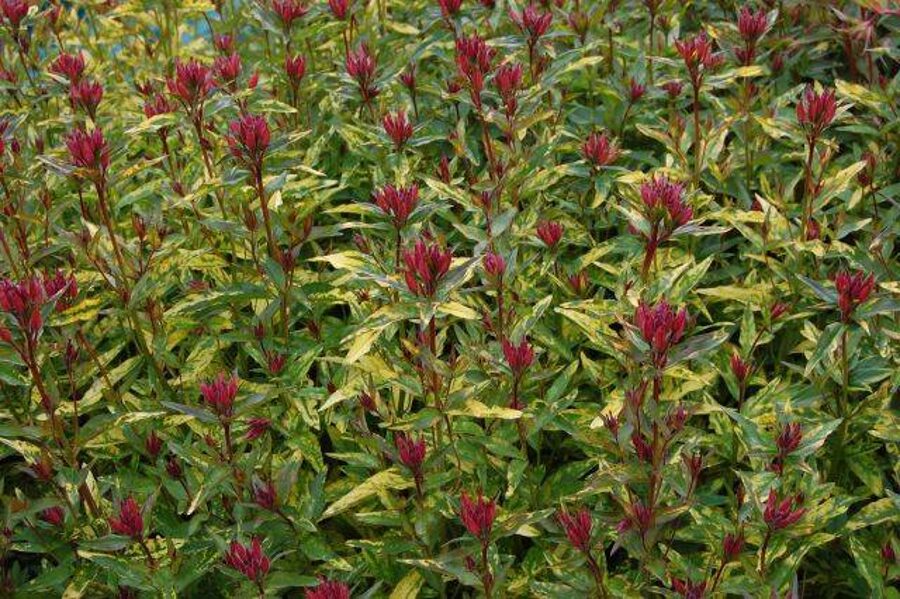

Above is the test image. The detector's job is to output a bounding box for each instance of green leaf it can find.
[321,469,412,519]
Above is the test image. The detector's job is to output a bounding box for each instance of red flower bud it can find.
[108,496,144,539]
[358,392,377,413]
[145,431,163,458]
[730,352,750,382]
[737,6,767,43]
[253,480,277,511]
[601,411,619,438]
[226,113,270,175]
[1,0,28,28]
[833,270,875,322]
[328,0,349,20]
[770,302,789,321]
[775,422,802,457]
[346,44,378,103]
[224,537,270,584]
[402,238,452,297]
[394,431,426,475]
[69,79,103,119]
[200,372,239,418]
[675,32,720,76]
[213,53,242,88]
[214,34,234,54]
[305,579,350,599]
[143,93,176,119]
[438,0,462,18]
[557,507,593,553]
[536,220,563,248]
[502,337,534,376]
[245,417,272,441]
[631,432,652,462]
[272,0,308,30]
[723,531,744,561]
[671,577,707,598]
[629,78,646,102]
[40,506,65,527]
[66,127,110,174]
[796,86,836,138]
[382,110,413,150]
[167,59,214,108]
[373,184,419,229]
[165,455,183,479]
[662,80,683,98]
[640,176,692,232]
[582,131,620,168]
[763,489,805,530]
[50,51,85,82]
[284,54,307,86]
[483,251,506,279]
[494,62,523,115]
[510,3,552,41]
[633,300,688,365]
[400,64,416,90]
[459,491,496,542]
[29,454,54,481]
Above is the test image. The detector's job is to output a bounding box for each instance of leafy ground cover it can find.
[0,0,898,597]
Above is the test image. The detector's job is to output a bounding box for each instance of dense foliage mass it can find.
[0,0,898,597]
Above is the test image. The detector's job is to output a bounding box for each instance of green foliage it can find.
[0,0,898,598]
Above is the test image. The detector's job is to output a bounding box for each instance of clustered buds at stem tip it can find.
[763,489,805,530]
[502,337,534,376]
[66,128,109,175]
[582,131,620,168]
[167,59,214,109]
[394,431,427,478]
[536,220,563,249]
[346,44,378,104]
[50,52,86,82]
[460,491,496,542]
[305,578,351,599]
[402,238,452,297]
[272,0,309,30]
[40,506,65,527]
[483,251,506,278]
[633,300,688,368]
[382,110,413,149]
[108,496,144,539]
[224,537,270,585]
[833,270,875,322]
[723,531,745,561]
[226,113,270,174]
[796,86,837,138]
[200,372,239,418]
[557,507,593,553]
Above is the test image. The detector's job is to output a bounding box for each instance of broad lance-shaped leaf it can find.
[845,493,900,531]
[438,255,480,297]
[447,400,523,420]
[342,304,415,365]
[389,570,424,599]
[321,468,412,519]
[400,555,480,586]
[791,419,841,459]
[719,406,770,457]
[545,361,578,404]
[847,536,884,598]
[188,466,232,515]
[668,328,730,366]
[160,401,218,424]
[797,274,838,303]
[804,321,843,377]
